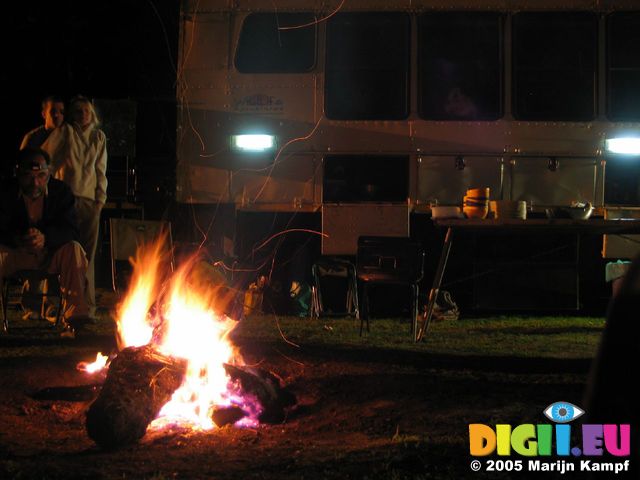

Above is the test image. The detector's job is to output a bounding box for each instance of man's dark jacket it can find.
[0,177,79,252]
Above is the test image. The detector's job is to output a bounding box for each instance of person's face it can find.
[71,102,93,128]
[42,101,65,129]
[18,156,50,199]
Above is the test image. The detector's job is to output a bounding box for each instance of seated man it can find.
[0,147,91,333]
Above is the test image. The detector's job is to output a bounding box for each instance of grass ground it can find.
[234,315,604,359]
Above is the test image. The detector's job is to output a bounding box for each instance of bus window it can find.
[235,13,316,73]
[325,13,410,120]
[513,12,597,121]
[607,12,640,121]
[418,12,503,121]
[323,155,409,203]
[605,156,640,205]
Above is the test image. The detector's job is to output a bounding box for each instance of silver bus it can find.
[176,0,640,310]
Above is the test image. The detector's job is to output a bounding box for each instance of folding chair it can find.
[356,236,425,336]
[310,257,359,319]
[109,218,173,293]
[2,270,64,333]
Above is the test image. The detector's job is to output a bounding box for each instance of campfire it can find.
[80,239,295,449]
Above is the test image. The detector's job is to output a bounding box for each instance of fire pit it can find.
[80,240,296,449]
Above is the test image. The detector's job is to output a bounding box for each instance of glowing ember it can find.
[77,352,109,374]
[110,238,253,430]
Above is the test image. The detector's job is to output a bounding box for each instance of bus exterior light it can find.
[231,134,276,152]
[605,137,640,155]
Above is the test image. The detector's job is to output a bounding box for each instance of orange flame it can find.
[114,237,246,430]
[115,239,169,350]
[77,352,109,374]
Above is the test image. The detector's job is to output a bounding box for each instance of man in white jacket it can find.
[42,96,107,318]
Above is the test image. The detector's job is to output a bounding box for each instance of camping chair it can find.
[356,236,425,337]
[1,270,64,333]
[109,218,173,293]
[310,257,359,319]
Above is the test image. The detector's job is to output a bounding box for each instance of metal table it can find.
[416,218,640,341]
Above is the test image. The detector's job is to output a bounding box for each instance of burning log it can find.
[86,345,187,449]
[223,364,296,424]
[211,405,246,427]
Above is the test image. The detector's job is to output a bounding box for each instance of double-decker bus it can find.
[176,0,640,312]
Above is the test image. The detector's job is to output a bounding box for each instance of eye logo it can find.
[543,401,584,423]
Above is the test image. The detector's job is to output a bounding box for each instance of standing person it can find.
[584,256,640,475]
[0,147,90,333]
[20,96,66,149]
[45,95,107,319]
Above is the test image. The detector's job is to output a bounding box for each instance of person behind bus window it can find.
[20,96,66,149]
[444,86,479,119]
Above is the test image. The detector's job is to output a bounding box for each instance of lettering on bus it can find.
[234,94,284,113]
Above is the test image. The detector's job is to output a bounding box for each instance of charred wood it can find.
[86,345,187,449]
[223,364,296,423]
[211,405,246,427]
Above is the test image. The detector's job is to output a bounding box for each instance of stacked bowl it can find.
[463,187,490,219]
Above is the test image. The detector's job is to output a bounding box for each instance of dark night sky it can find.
[1,1,179,204]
